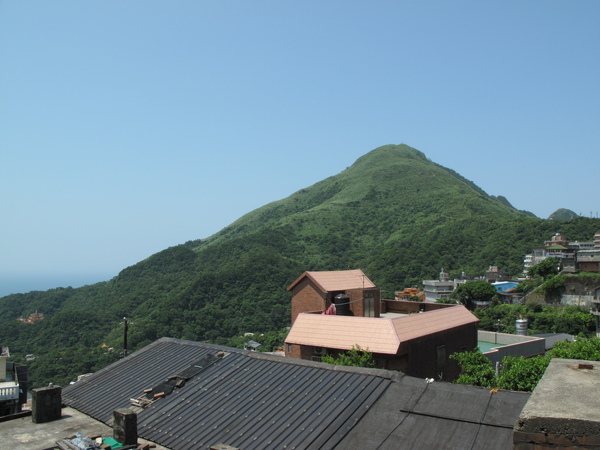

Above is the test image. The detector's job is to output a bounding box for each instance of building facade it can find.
[0,347,27,417]
[422,269,466,303]
[288,269,380,325]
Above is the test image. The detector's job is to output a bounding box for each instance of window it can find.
[287,344,292,353]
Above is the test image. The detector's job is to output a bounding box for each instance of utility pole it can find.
[123,317,129,357]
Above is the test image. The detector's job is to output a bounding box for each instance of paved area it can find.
[0,406,168,450]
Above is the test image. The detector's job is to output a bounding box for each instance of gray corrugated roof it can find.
[64,338,390,450]
[63,338,529,450]
[339,376,530,450]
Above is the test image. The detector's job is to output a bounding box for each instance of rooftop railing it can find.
[0,384,19,401]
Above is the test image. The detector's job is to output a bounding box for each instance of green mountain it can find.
[1,144,599,388]
[548,208,579,221]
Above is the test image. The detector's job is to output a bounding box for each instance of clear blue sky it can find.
[1,1,599,296]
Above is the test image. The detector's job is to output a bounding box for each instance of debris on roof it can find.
[63,338,528,450]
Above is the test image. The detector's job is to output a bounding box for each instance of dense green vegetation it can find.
[475,303,595,336]
[1,144,599,388]
[321,345,376,368]
[527,257,559,280]
[548,208,579,221]
[451,280,497,307]
[451,338,600,392]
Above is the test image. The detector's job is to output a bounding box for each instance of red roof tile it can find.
[285,306,479,355]
[287,269,376,292]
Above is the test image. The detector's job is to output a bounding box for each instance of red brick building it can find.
[285,305,479,381]
[288,269,380,325]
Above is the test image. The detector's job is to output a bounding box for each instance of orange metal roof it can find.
[391,305,479,342]
[285,306,479,355]
[287,269,376,292]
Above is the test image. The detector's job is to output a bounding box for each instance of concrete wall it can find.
[381,299,452,314]
[526,277,600,307]
[514,359,600,449]
[478,331,545,365]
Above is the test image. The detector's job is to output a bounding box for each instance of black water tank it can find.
[334,293,351,316]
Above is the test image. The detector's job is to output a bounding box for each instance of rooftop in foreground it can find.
[0,406,169,450]
[54,337,527,450]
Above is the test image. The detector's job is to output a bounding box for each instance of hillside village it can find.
[2,231,600,449]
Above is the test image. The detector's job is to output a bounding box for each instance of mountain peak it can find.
[548,208,579,221]
[352,144,428,168]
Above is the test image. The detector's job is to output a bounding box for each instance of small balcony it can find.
[0,382,19,401]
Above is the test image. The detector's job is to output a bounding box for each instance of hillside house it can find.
[485,265,509,282]
[285,305,479,381]
[394,287,425,301]
[422,268,467,303]
[288,269,380,325]
[0,346,27,417]
[524,232,600,275]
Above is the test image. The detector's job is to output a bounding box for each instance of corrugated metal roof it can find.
[63,338,528,450]
[338,375,530,450]
[64,338,390,450]
[287,269,376,292]
[285,306,478,354]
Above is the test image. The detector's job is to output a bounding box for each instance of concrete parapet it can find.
[514,359,600,449]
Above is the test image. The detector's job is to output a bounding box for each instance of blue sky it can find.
[1,1,599,296]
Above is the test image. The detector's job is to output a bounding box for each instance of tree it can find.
[452,281,496,307]
[528,257,559,280]
[449,348,496,388]
[436,297,458,304]
[496,355,551,392]
[321,345,376,368]
[540,274,565,298]
[548,337,600,360]
[451,338,600,392]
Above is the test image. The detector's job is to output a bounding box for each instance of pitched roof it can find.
[287,269,376,292]
[340,377,530,450]
[392,305,479,343]
[286,314,400,353]
[64,338,390,450]
[62,338,528,450]
[285,306,479,354]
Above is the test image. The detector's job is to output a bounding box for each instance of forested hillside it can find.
[1,144,598,388]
